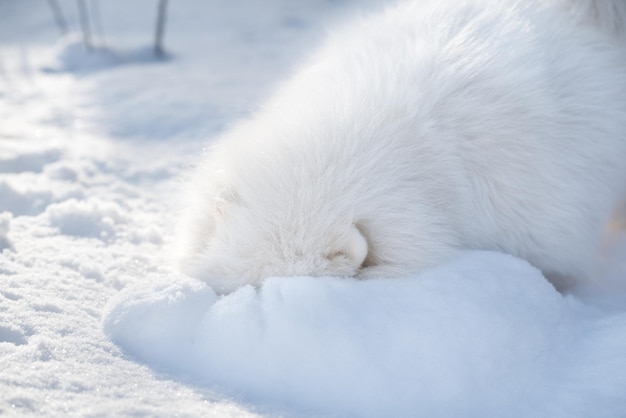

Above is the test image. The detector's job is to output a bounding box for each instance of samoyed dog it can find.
[178,0,626,294]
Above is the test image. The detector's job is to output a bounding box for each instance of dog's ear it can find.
[327,223,369,271]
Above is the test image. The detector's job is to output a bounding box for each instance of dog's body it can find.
[179,0,626,293]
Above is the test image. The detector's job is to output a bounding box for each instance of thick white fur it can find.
[179,0,626,294]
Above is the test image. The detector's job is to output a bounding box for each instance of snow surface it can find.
[2,0,626,417]
[103,251,626,417]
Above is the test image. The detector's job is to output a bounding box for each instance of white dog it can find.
[178,0,626,293]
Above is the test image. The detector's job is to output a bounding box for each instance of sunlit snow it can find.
[2,0,626,417]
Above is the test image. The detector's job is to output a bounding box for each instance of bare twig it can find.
[154,0,168,57]
[48,0,68,35]
[90,0,106,47]
[76,0,93,51]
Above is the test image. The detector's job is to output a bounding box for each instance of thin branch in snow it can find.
[76,0,93,51]
[47,0,68,35]
[154,0,168,57]
[90,0,106,48]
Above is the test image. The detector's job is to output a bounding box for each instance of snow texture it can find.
[103,251,626,417]
[2,0,626,417]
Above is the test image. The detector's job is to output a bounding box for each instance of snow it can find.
[2,0,626,417]
[103,252,626,417]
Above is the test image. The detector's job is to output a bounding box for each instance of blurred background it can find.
[0,0,384,144]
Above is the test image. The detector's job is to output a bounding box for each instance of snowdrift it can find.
[103,251,626,417]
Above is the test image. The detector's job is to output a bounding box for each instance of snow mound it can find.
[46,198,126,240]
[0,146,62,174]
[102,251,626,417]
[0,178,54,216]
[42,35,169,74]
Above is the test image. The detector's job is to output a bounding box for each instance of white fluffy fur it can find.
[178,0,626,294]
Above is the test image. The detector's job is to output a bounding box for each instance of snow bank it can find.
[103,251,626,417]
